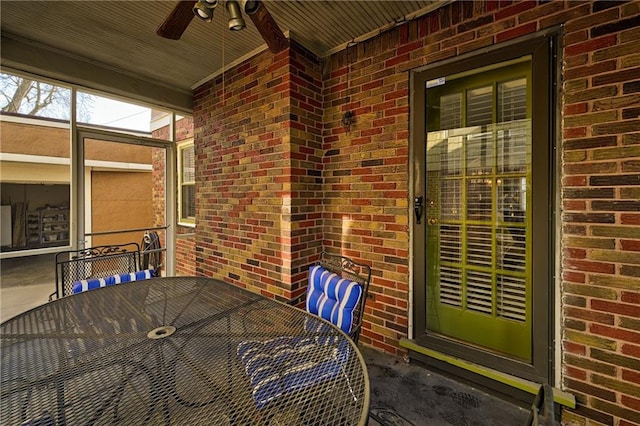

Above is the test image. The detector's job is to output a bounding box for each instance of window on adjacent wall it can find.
[178,141,195,226]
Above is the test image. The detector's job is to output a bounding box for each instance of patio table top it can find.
[1,276,370,425]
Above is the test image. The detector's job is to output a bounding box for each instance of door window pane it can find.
[466,130,493,175]
[442,135,463,177]
[466,225,492,268]
[466,270,493,314]
[497,275,527,321]
[497,124,528,174]
[440,93,463,129]
[498,79,527,121]
[440,180,461,220]
[497,78,528,174]
[424,56,533,361]
[498,178,526,223]
[440,265,463,307]
[466,86,493,126]
[440,225,462,263]
[466,179,492,221]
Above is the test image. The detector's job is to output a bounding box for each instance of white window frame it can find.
[177,140,195,227]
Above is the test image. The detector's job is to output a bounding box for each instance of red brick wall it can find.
[559,2,640,425]
[175,235,195,276]
[319,1,639,425]
[323,31,412,355]
[190,1,639,424]
[174,116,197,276]
[152,116,195,276]
[193,42,323,303]
[285,44,325,305]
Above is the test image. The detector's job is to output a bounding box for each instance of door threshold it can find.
[400,338,575,409]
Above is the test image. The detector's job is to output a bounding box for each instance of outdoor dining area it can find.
[3,1,638,425]
[1,246,373,425]
[0,246,530,425]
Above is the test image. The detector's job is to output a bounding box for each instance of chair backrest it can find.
[306,251,372,343]
[71,269,155,294]
[54,243,141,299]
[526,384,556,426]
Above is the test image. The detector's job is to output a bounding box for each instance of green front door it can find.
[412,35,554,382]
[424,58,532,361]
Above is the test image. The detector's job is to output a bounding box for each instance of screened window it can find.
[178,142,195,225]
[0,72,72,253]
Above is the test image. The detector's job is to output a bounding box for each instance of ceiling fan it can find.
[156,0,288,54]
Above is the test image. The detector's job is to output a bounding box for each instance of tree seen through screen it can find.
[0,72,94,121]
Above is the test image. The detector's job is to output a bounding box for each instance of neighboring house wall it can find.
[1,121,152,163]
[84,138,151,164]
[190,1,639,425]
[0,163,68,184]
[0,118,69,157]
[91,171,151,247]
[0,116,155,251]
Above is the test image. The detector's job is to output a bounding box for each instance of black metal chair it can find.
[236,251,372,415]
[50,242,142,300]
[311,251,372,343]
[526,384,557,426]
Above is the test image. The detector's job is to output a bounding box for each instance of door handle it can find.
[414,196,423,224]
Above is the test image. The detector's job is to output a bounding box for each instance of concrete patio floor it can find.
[363,347,530,425]
[1,254,530,425]
[0,253,56,322]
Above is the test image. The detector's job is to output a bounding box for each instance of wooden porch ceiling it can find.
[0,1,448,112]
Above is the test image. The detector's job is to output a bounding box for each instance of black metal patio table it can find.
[1,277,370,425]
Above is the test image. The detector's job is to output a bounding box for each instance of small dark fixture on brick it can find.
[342,110,356,132]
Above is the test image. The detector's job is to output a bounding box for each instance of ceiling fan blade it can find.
[247,1,288,54]
[157,1,197,40]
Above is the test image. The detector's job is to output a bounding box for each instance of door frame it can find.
[409,32,559,384]
[74,126,177,275]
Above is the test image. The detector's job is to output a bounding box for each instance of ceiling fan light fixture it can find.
[193,0,218,22]
[226,1,246,31]
[241,0,260,15]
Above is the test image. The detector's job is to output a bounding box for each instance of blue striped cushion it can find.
[237,336,343,408]
[71,269,154,294]
[306,265,363,334]
[114,269,155,283]
[72,276,115,294]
